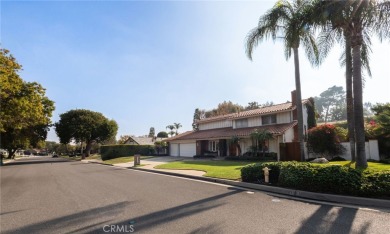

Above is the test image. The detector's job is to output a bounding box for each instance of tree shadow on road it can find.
[87,188,243,233]
[3,159,71,166]
[2,201,132,234]
[295,205,371,234]
[3,188,242,234]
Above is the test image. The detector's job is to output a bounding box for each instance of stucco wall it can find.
[198,120,232,130]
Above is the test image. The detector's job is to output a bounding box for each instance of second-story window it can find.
[262,114,276,125]
[235,118,248,128]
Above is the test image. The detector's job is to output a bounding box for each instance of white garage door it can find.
[179,143,196,157]
[170,144,179,156]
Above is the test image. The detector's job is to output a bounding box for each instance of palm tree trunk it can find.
[345,33,356,162]
[293,47,306,161]
[352,43,367,169]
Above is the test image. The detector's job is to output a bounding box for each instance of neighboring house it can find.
[165,91,313,160]
[123,136,166,146]
[123,136,168,155]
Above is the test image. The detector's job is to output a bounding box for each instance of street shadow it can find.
[295,205,362,234]
[0,209,29,216]
[3,201,132,234]
[87,188,243,233]
[189,223,222,234]
[3,159,71,166]
[3,188,241,234]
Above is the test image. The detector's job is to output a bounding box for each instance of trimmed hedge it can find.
[240,162,281,184]
[100,145,154,160]
[193,155,216,159]
[241,161,390,198]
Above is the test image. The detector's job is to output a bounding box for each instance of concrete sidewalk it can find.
[112,156,206,176]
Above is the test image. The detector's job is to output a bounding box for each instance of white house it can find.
[165,91,313,160]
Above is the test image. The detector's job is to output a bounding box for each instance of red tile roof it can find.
[196,99,310,123]
[230,102,295,119]
[165,122,297,141]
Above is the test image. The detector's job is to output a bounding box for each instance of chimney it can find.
[291,90,297,106]
[291,90,298,121]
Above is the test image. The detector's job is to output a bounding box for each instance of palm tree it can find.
[166,125,175,137]
[246,0,319,161]
[173,122,182,135]
[310,0,390,169]
[312,3,373,163]
[250,129,274,157]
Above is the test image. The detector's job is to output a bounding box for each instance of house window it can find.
[262,114,277,125]
[235,119,248,128]
[209,141,219,152]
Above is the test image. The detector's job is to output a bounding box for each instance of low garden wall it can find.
[305,140,379,161]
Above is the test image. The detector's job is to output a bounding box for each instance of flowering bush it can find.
[307,124,345,158]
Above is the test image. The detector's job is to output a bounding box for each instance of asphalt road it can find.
[1,157,389,234]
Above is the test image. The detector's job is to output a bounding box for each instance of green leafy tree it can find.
[55,109,118,159]
[192,108,201,130]
[157,131,168,138]
[246,102,260,110]
[306,97,317,130]
[148,127,155,138]
[118,135,131,144]
[371,103,390,156]
[246,0,320,161]
[205,101,244,117]
[314,86,345,122]
[0,49,55,161]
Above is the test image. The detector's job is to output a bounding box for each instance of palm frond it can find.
[302,32,320,66]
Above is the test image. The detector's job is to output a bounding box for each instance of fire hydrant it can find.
[262,167,271,183]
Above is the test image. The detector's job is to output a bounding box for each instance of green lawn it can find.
[155,160,259,180]
[155,160,390,181]
[60,155,82,161]
[102,156,154,165]
[326,161,390,171]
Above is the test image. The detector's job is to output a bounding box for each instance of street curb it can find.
[87,161,390,210]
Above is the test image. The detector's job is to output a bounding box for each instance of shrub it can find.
[335,127,348,142]
[193,155,215,159]
[100,145,154,160]
[240,161,390,198]
[241,163,262,182]
[278,162,317,190]
[307,124,345,158]
[329,156,347,161]
[379,158,390,164]
[361,170,390,197]
[226,152,277,161]
[241,162,282,184]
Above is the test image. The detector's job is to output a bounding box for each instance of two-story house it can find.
[165,91,313,160]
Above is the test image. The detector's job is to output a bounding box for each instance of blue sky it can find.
[2,0,389,142]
